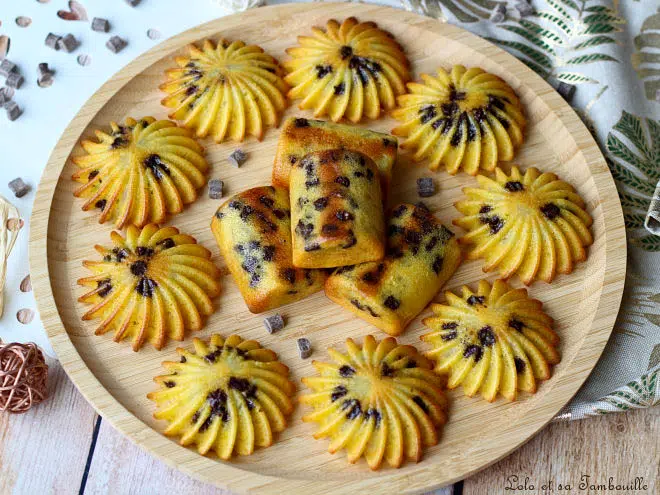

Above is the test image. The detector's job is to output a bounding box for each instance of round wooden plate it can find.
[30,3,626,493]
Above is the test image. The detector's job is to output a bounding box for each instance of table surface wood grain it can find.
[1,360,657,495]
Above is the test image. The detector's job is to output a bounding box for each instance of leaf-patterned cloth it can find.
[262,0,660,418]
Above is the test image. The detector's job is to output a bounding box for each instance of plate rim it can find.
[29,3,627,493]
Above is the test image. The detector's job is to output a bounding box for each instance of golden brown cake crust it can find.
[290,149,385,268]
[272,117,397,198]
[325,204,462,335]
[211,186,326,313]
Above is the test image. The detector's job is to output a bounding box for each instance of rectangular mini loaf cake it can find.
[272,117,398,199]
[290,149,386,268]
[211,186,327,313]
[325,203,461,335]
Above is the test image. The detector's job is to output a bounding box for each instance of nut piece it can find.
[417,177,436,198]
[263,314,285,334]
[91,17,110,33]
[106,36,127,53]
[0,59,17,77]
[228,149,248,168]
[45,33,62,50]
[8,177,30,197]
[208,179,224,200]
[4,101,22,121]
[296,337,312,359]
[57,34,79,53]
[5,72,24,89]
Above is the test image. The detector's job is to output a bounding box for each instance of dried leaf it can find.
[16,308,35,324]
[58,1,88,21]
[20,274,31,293]
[15,16,32,28]
[0,36,10,60]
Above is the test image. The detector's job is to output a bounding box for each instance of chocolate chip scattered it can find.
[365,408,381,426]
[57,34,79,53]
[432,256,443,274]
[135,277,157,297]
[313,197,328,211]
[8,177,29,198]
[442,321,458,329]
[263,314,284,334]
[164,380,175,388]
[91,17,110,32]
[5,72,23,89]
[479,205,492,214]
[281,268,296,284]
[335,210,353,222]
[95,199,107,210]
[262,245,275,261]
[339,365,355,377]
[106,36,127,54]
[157,238,175,249]
[297,338,312,359]
[293,117,309,128]
[333,82,345,95]
[97,279,112,297]
[504,181,524,192]
[130,260,148,276]
[383,295,400,310]
[208,179,224,199]
[315,64,332,79]
[339,45,353,59]
[228,148,247,168]
[412,395,429,413]
[335,176,350,187]
[381,362,394,377]
[556,82,576,103]
[541,203,560,220]
[344,399,362,420]
[304,242,320,252]
[0,59,17,77]
[321,223,338,235]
[442,330,458,341]
[514,357,526,373]
[45,33,62,51]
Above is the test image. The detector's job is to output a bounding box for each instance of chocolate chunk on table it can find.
[0,59,17,78]
[5,101,22,121]
[45,33,62,51]
[8,178,29,198]
[228,149,248,168]
[5,72,24,90]
[106,36,128,54]
[417,177,436,198]
[208,179,224,200]
[91,17,110,33]
[297,337,312,359]
[57,34,79,53]
[263,314,285,334]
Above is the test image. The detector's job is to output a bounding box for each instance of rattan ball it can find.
[0,341,48,414]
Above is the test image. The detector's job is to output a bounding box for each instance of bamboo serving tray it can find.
[30,3,626,493]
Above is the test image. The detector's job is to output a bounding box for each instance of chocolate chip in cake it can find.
[478,326,496,347]
[509,318,524,331]
[442,321,458,329]
[91,17,110,33]
[514,357,526,373]
[45,33,62,51]
[293,117,309,128]
[541,203,560,220]
[339,45,353,59]
[135,277,157,297]
[344,399,362,420]
[296,337,312,359]
[442,330,458,341]
[315,64,332,79]
[381,362,394,377]
[296,220,314,239]
[263,314,284,334]
[228,148,247,168]
[321,223,338,235]
[136,246,154,257]
[464,344,483,362]
[228,376,251,392]
[504,181,524,192]
[262,245,275,261]
[57,34,79,53]
[97,279,112,297]
[467,295,485,306]
[130,260,148,276]
[304,242,320,252]
[313,197,328,211]
[157,238,175,249]
[163,380,175,388]
[417,177,436,198]
[365,408,382,426]
[208,178,224,199]
[479,205,492,214]
[333,82,345,95]
[8,178,29,198]
[432,255,443,274]
[281,268,296,284]
[383,295,400,310]
[331,385,347,401]
[339,365,355,377]
[412,395,429,413]
[106,36,127,54]
[334,176,350,187]
[335,210,353,222]
[4,100,21,121]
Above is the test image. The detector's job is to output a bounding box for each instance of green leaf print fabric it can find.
[260,0,660,418]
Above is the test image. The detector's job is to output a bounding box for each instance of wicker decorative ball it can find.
[0,341,48,414]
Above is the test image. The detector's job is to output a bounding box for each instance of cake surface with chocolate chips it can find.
[300,335,447,469]
[148,333,295,459]
[77,224,221,351]
[211,186,326,313]
[325,203,461,335]
[272,117,397,198]
[290,149,385,268]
